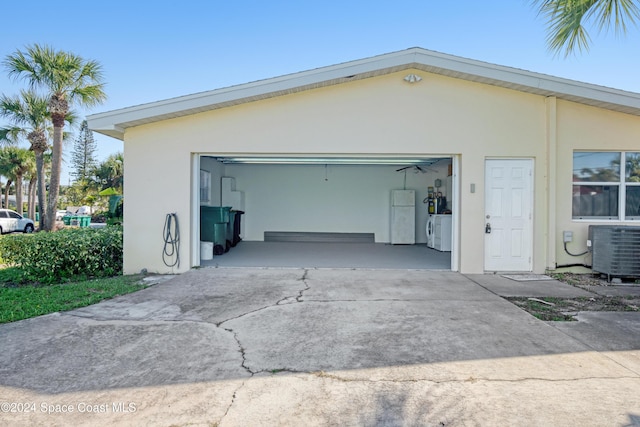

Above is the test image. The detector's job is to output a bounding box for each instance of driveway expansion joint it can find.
[61,313,217,329]
[310,371,640,384]
[300,298,488,304]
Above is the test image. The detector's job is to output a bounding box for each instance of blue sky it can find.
[2,0,640,183]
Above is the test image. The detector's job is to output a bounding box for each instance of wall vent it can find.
[588,225,640,281]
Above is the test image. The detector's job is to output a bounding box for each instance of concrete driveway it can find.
[0,268,639,426]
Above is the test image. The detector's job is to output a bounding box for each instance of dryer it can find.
[426,215,436,248]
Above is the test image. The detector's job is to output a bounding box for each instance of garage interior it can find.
[198,155,454,270]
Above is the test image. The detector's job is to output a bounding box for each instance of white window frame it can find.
[624,151,640,220]
[572,151,640,221]
[200,169,211,204]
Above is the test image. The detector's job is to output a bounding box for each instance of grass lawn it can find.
[0,267,146,324]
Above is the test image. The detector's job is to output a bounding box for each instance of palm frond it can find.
[0,94,29,124]
[589,0,640,33]
[532,0,640,55]
[0,91,50,128]
[71,84,107,107]
[0,127,23,145]
[3,49,38,88]
[20,90,50,126]
[78,59,104,83]
[4,44,107,111]
[64,110,79,127]
[0,90,51,150]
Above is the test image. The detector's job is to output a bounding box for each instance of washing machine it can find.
[426,214,452,251]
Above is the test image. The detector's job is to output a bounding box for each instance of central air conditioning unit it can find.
[588,225,640,281]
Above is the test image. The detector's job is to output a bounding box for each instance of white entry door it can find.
[484,159,533,271]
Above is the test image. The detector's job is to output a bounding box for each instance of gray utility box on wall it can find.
[588,225,640,281]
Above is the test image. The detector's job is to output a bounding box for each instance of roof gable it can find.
[88,47,640,140]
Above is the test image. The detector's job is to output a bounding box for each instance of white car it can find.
[56,210,68,221]
[0,209,35,234]
[76,206,91,215]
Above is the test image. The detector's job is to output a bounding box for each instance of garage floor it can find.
[200,241,451,269]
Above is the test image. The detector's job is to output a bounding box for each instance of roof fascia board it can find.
[88,50,420,132]
[409,49,640,109]
[88,47,640,141]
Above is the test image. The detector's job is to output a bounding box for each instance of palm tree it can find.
[0,90,50,228]
[24,154,37,220]
[533,0,640,55]
[0,150,15,209]
[92,152,124,192]
[0,147,32,213]
[7,147,31,214]
[4,44,106,230]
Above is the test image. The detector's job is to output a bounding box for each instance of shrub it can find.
[0,226,123,283]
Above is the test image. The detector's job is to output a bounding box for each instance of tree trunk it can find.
[4,180,12,210]
[28,177,36,221]
[45,120,63,231]
[15,174,23,215]
[35,152,47,231]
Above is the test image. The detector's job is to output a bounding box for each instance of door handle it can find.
[485,223,491,234]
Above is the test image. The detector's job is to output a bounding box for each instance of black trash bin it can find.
[231,210,244,246]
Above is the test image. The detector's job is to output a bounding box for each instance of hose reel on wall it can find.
[163,213,180,268]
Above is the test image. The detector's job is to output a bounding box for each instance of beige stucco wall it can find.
[123,69,559,274]
[553,100,640,270]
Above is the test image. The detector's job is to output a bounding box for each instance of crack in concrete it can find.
[590,350,640,378]
[215,304,280,327]
[219,380,246,425]
[310,370,640,384]
[64,270,315,383]
[217,269,311,326]
[222,327,255,376]
[216,269,311,378]
[296,269,310,302]
[255,367,308,376]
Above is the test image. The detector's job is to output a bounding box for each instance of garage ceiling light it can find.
[217,157,442,165]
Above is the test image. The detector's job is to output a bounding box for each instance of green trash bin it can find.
[201,206,232,242]
[62,215,72,226]
[79,216,91,227]
[211,206,231,223]
[213,223,227,255]
[200,207,213,241]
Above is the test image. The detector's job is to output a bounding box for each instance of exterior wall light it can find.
[403,74,422,83]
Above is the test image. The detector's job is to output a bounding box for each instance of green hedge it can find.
[0,226,123,283]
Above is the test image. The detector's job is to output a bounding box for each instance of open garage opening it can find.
[196,155,456,270]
